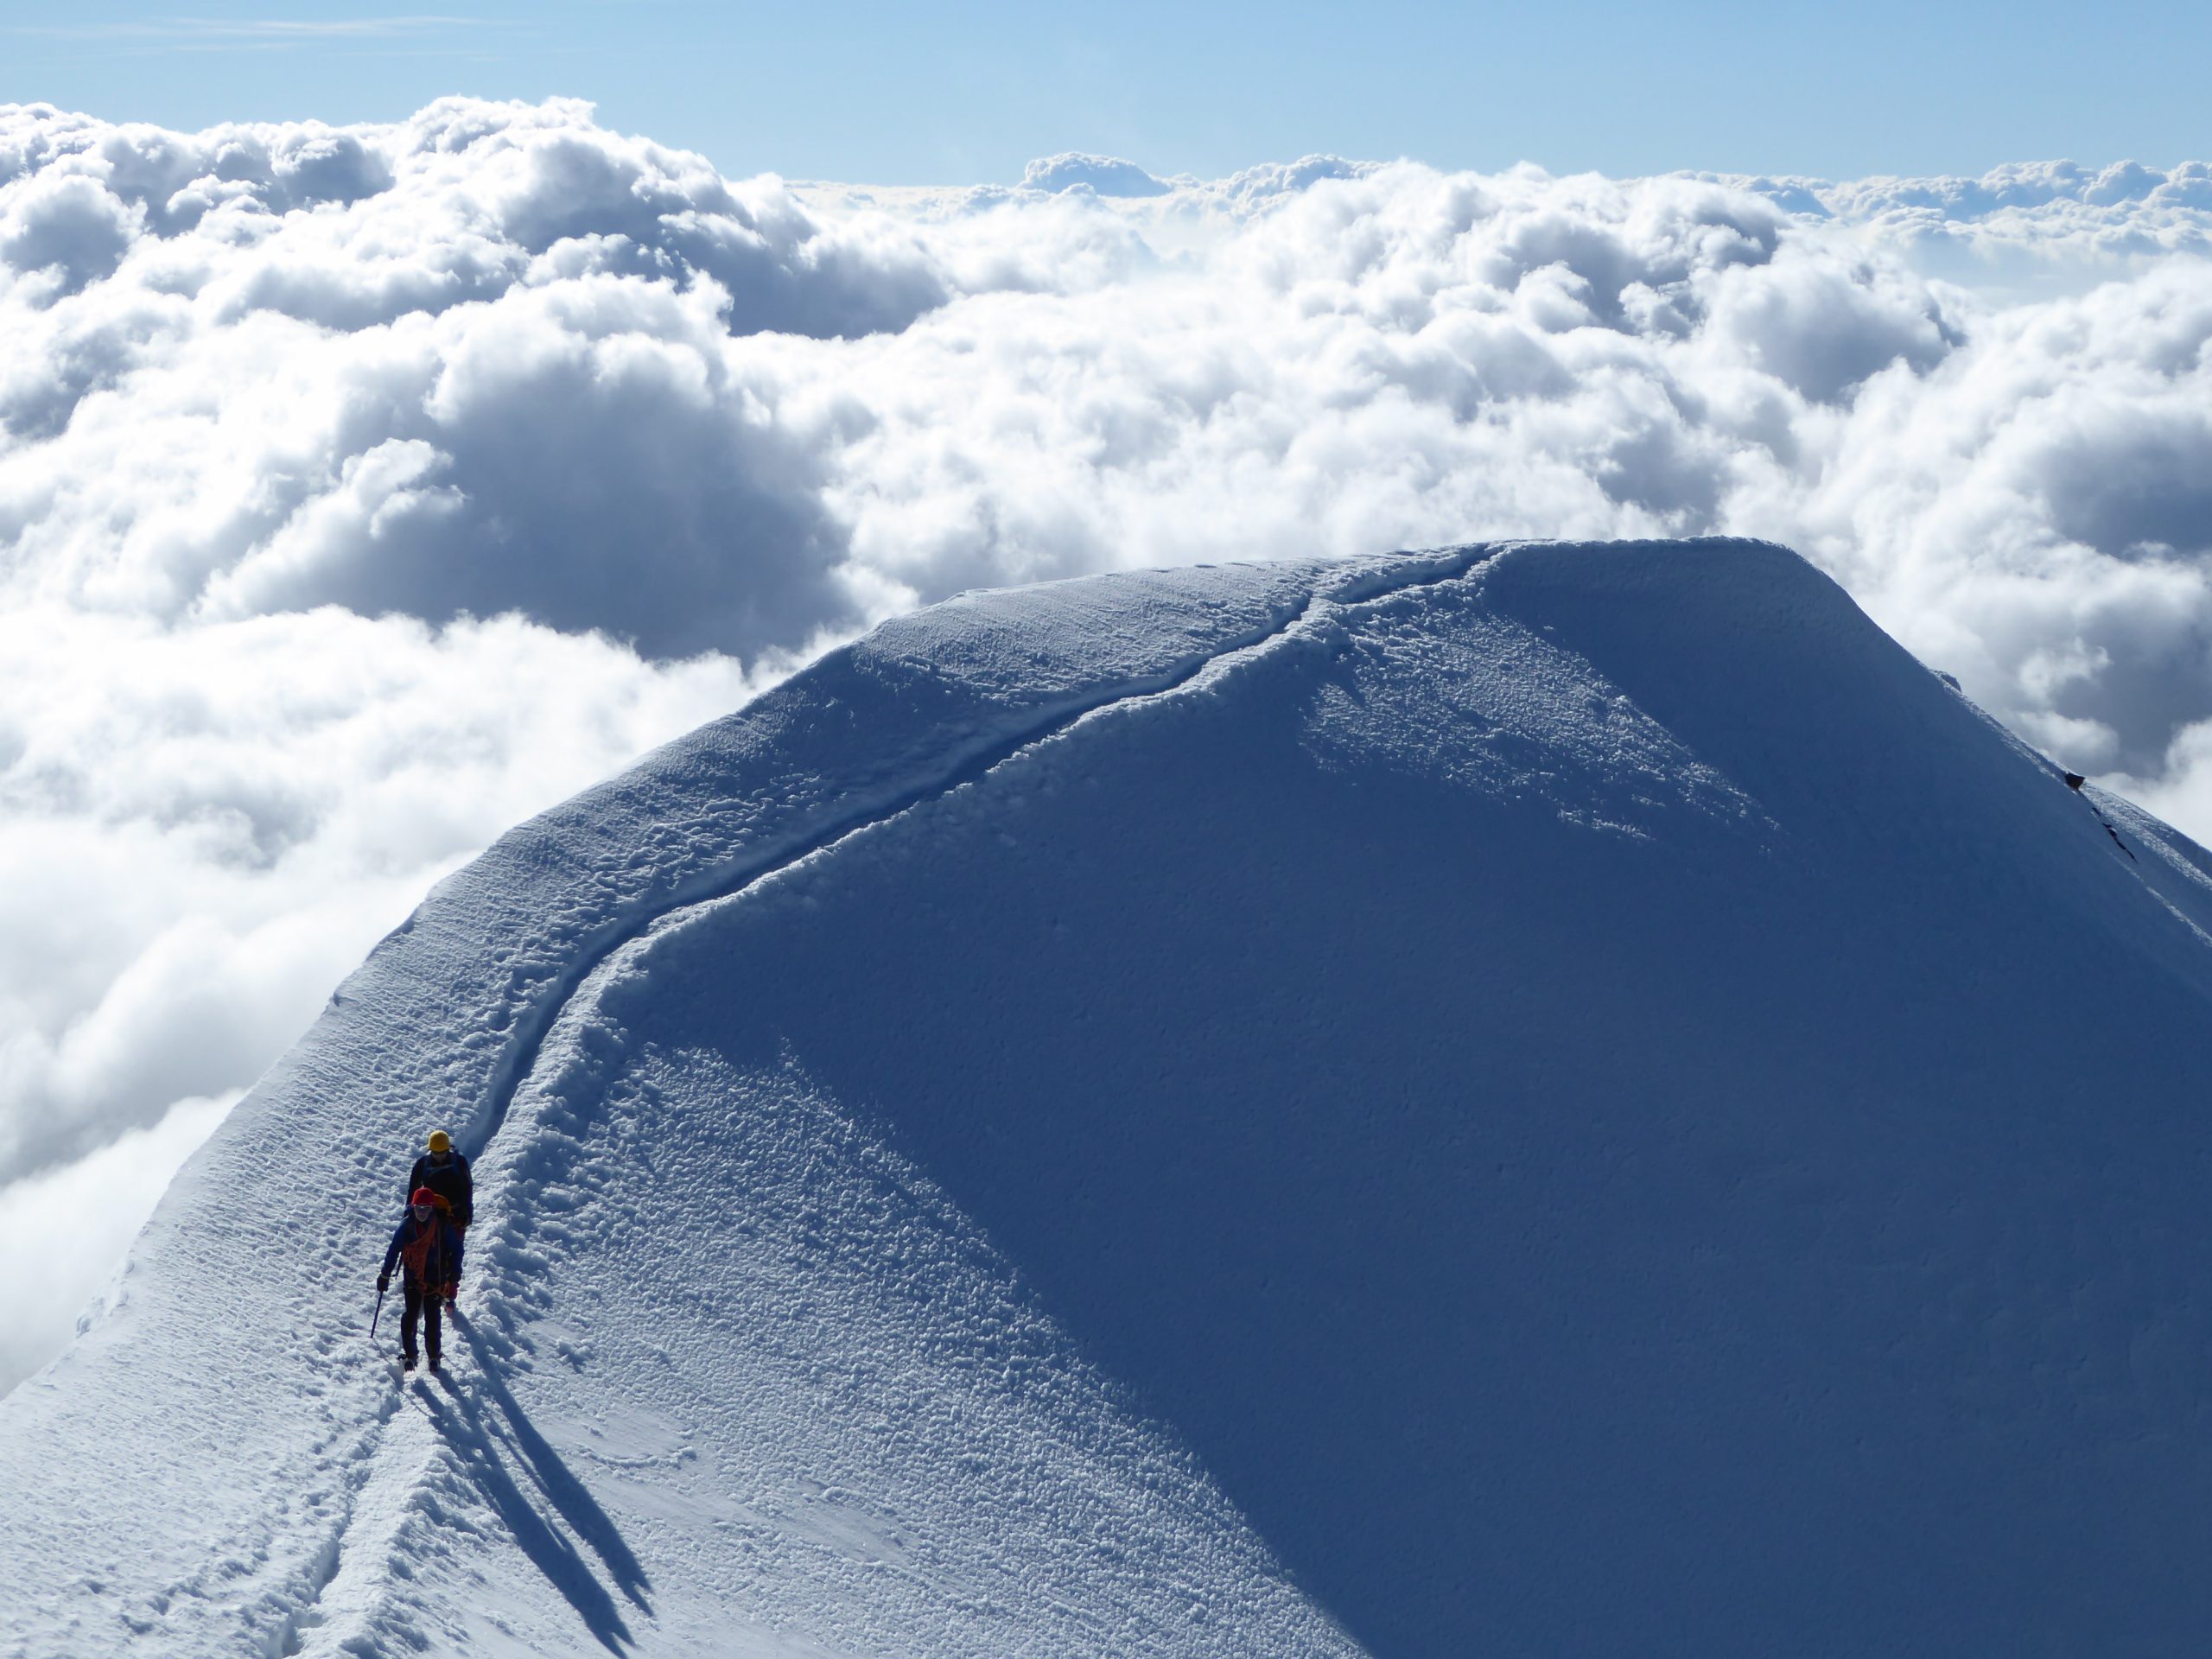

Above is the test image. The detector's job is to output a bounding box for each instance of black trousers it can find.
[402,1281,443,1363]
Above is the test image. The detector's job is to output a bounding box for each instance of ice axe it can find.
[370,1278,387,1339]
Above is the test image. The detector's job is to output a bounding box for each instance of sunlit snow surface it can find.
[5,539,2212,1656]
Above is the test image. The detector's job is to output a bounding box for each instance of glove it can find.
[442,1282,459,1303]
[377,1274,390,1293]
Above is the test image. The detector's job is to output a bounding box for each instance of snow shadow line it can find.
[416,547,1490,1643]
[458,545,1494,1174]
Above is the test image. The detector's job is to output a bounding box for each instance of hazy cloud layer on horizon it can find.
[3,96,2210,1389]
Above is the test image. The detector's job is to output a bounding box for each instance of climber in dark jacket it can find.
[379,1186,461,1373]
[407,1129,473,1306]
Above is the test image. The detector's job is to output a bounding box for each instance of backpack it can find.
[398,1209,450,1284]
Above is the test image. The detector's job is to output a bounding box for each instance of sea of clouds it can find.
[3,95,2209,1390]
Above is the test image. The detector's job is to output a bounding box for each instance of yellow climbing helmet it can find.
[427,1129,452,1154]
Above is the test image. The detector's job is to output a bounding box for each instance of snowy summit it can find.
[3,538,2211,1656]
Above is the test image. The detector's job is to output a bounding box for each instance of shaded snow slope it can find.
[7,540,2212,1657]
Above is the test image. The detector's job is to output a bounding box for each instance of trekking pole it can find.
[370,1281,387,1339]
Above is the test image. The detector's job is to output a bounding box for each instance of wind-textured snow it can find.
[4,539,2212,1656]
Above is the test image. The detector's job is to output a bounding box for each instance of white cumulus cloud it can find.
[3,94,2210,1391]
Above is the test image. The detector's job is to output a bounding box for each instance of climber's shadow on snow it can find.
[412,1314,652,1653]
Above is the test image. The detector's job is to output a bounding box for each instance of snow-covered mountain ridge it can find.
[5,538,2211,1657]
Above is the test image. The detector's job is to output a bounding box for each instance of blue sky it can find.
[3,0,2206,183]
